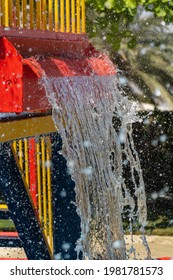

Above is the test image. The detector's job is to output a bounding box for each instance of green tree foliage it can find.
[86,1,173,109]
[118,17,173,109]
[86,0,173,50]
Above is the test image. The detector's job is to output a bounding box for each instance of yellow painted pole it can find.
[36,141,42,222]
[22,0,27,28]
[66,0,70,32]
[29,0,34,29]
[9,0,13,27]
[0,1,1,26]
[46,137,53,252]
[42,0,47,30]
[1,0,9,27]
[24,139,29,188]
[12,141,17,154]
[36,0,41,29]
[48,0,53,30]
[18,139,23,171]
[71,0,75,33]
[16,0,20,27]
[41,137,48,235]
[76,0,80,33]
[54,0,59,32]
[60,0,64,32]
[81,0,85,33]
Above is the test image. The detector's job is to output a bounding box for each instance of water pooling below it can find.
[41,75,151,260]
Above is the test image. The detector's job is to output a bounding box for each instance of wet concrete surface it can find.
[0,236,172,259]
[125,235,173,259]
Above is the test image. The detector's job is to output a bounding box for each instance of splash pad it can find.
[0,0,150,259]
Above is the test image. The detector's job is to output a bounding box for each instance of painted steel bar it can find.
[28,138,38,208]
[41,0,47,30]
[15,0,20,27]
[36,0,41,29]
[8,0,13,27]
[24,139,29,187]
[54,0,59,32]
[60,0,65,32]
[41,137,48,235]
[18,139,23,171]
[46,137,53,252]
[0,142,52,260]
[11,136,53,254]
[48,0,53,31]
[66,0,70,32]
[0,0,86,34]
[22,0,27,28]
[1,0,8,27]
[12,140,17,154]
[71,0,75,33]
[0,115,56,143]
[36,140,43,223]
[76,0,80,33]
[29,0,34,29]
[0,204,8,209]
[81,0,85,33]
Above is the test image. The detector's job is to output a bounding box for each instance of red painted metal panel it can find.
[0,37,23,112]
[0,29,116,113]
[0,28,90,58]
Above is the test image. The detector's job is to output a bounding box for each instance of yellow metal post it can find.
[82,0,85,33]
[16,0,20,27]
[24,139,29,187]
[71,0,75,33]
[54,0,59,32]
[18,139,23,171]
[66,0,70,32]
[41,0,47,30]
[0,2,1,26]
[12,141,17,155]
[36,141,42,223]
[9,0,13,27]
[1,0,9,27]
[29,0,34,29]
[36,0,41,29]
[76,0,80,33]
[22,0,27,28]
[48,0,53,31]
[46,137,53,252]
[60,0,65,32]
[0,0,86,34]
[41,137,48,235]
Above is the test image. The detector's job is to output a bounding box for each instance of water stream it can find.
[41,74,150,260]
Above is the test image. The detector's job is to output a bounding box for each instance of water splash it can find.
[41,75,149,259]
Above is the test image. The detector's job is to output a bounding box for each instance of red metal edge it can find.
[28,138,38,209]
[0,27,89,41]
[0,232,18,237]
[156,257,173,260]
[0,27,96,59]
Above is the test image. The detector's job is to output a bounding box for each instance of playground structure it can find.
[0,1,116,259]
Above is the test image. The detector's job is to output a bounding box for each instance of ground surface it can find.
[125,235,173,259]
[0,236,173,259]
